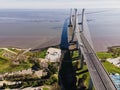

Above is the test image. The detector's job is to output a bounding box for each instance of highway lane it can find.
[59,9,117,90]
[79,32,117,90]
[72,9,117,90]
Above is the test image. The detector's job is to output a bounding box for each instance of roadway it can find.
[74,9,117,90]
[80,33,117,90]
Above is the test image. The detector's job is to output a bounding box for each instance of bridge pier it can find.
[59,8,117,90]
[76,42,84,69]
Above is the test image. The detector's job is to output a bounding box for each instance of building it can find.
[45,48,61,62]
[39,58,48,68]
[0,75,3,81]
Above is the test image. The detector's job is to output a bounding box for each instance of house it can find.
[39,58,48,68]
[0,75,3,81]
[35,70,47,77]
[45,48,61,62]
[2,50,17,60]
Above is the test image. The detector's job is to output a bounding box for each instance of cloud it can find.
[0,0,120,9]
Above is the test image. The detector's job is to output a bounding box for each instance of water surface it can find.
[0,9,120,51]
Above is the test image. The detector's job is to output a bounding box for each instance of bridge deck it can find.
[73,9,117,90]
[79,33,117,90]
[59,9,117,90]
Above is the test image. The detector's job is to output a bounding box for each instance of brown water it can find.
[0,9,120,52]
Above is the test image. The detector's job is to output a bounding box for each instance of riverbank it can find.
[0,36,60,50]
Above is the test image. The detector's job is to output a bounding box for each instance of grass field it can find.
[37,49,47,58]
[76,64,90,88]
[96,52,120,73]
[0,48,33,73]
[75,51,120,89]
[0,49,4,56]
[96,52,113,59]
[0,57,31,73]
[43,87,49,90]
[103,61,120,74]
[0,48,48,73]
[8,48,20,53]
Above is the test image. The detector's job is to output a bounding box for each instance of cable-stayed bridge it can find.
[59,9,117,90]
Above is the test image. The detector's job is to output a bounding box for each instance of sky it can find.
[0,0,120,9]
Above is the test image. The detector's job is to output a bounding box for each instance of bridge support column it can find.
[88,78,93,90]
[77,42,84,69]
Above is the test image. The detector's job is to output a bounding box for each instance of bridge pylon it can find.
[68,9,85,69]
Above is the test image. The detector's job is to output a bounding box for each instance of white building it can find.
[0,75,3,81]
[45,48,61,62]
[107,57,120,67]
[39,58,48,68]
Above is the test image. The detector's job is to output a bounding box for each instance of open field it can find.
[96,51,120,73]
[75,51,120,89]
[0,48,33,73]
[103,61,120,74]
[0,57,31,73]
[96,52,113,59]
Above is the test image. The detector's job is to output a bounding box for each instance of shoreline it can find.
[0,36,60,50]
[0,36,120,52]
[0,41,120,52]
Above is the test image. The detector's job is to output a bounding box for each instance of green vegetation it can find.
[43,87,49,90]
[48,62,58,75]
[0,49,4,55]
[0,47,60,90]
[0,48,34,73]
[72,51,79,58]
[8,48,20,53]
[35,49,47,58]
[72,50,90,89]
[0,48,48,73]
[76,64,90,88]
[103,61,120,74]
[0,57,31,73]
[96,50,120,74]
[108,46,120,58]
[0,57,10,73]
[0,49,4,52]
[50,83,61,90]
[45,75,57,85]
[73,47,120,89]
[96,52,112,59]
[25,51,33,56]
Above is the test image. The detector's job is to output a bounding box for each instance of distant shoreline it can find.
[0,43,120,53]
[0,36,60,50]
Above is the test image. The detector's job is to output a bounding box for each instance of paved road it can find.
[2,48,17,55]
[80,33,117,90]
[59,9,117,90]
[72,9,117,90]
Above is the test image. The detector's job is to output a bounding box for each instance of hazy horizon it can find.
[0,0,120,9]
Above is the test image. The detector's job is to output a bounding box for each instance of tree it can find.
[45,75,57,85]
[2,83,7,89]
[51,83,61,90]
[32,61,41,70]
[82,74,87,81]
[48,63,58,75]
